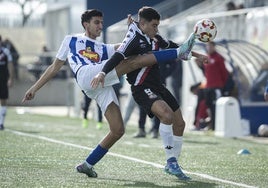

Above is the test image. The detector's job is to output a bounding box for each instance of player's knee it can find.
[112,128,125,140]
[159,110,173,125]
[173,120,186,133]
[179,120,186,130]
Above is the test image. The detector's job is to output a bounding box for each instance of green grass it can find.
[1,108,267,188]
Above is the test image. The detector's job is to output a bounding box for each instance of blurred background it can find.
[1,0,268,134]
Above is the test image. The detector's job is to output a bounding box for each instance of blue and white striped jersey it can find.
[56,33,116,75]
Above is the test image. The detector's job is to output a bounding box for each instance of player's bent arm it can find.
[22,58,65,102]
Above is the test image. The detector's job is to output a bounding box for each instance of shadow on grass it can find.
[7,128,40,134]
[184,139,220,145]
[98,177,218,188]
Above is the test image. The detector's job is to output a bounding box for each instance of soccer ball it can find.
[194,19,217,42]
[258,124,268,137]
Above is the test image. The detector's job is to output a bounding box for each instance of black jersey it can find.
[0,47,12,79]
[117,22,162,89]
[0,47,12,99]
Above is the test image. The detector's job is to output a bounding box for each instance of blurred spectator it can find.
[196,42,230,130]
[0,35,14,130]
[190,82,210,130]
[226,1,237,10]
[39,45,52,65]
[135,106,147,138]
[170,59,183,105]
[237,3,245,9]
[3,38,20,80]
[123,94,148,138]
[27,45,70,80]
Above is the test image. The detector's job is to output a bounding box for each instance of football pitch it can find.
[1,108,267,188]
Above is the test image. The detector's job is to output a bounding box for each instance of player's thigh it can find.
[160,86,180,112]
[132,86,161,118]
[151,100,174,124]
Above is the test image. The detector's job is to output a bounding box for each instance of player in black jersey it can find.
[91,7,206,180]
[0,35,14,130]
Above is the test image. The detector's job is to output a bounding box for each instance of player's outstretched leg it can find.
[177,33,196,60]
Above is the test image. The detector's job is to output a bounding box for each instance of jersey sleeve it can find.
[56,35,70,61]
[116,22,137,56]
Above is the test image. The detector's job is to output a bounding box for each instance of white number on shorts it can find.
[144,88,157,99]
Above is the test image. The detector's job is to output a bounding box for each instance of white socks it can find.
[159,123,184,161]
[159,123,175,160]
[0,106,7,125]
[173,136,183,160]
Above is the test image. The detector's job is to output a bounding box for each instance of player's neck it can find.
[85,32,97,40]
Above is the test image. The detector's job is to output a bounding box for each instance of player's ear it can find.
[139,18,146,26]
[82,21,88,29]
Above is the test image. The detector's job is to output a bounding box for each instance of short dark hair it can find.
[138,6,160,22]
[81,9,103,27]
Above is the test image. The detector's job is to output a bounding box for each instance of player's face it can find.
[85,16,103,39]
[141,19,159,39]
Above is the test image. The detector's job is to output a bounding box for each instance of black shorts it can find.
[0,77,8,99]
[132,84,179,118]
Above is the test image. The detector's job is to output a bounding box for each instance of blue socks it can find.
[86,144,108,165]
[152,49,178,63]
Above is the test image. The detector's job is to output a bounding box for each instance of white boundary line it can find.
[7,129,257,188]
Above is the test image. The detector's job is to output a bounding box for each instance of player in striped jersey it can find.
[22,9,205,178]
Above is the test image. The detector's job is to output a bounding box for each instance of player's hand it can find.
[127,14,134,25]
[22,88,36,103]
[91,72,106,89]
